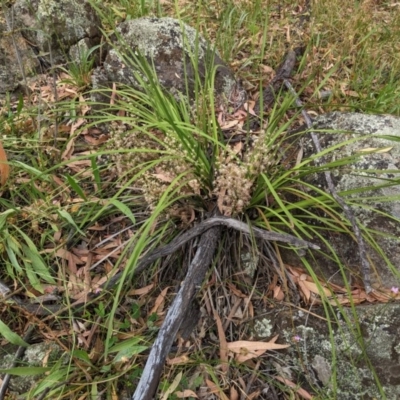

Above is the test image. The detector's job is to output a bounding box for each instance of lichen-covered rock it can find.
[11,0,101,65]
[0,19,39,94]
[0,342,62,395]
[92,17,246,109]
[255,302,400,399]
[285,112,400,288]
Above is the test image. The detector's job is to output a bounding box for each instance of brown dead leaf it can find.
[273,285,285,301]
[168,205,196,226]
[301,280,332,297]
[65,159,91,172]
[110,82,117,106]
[217,110,225,126]
[128,284,154,296]
[231,108,249,120]
[153,171,175,183]
[260,64,275,74]
[41,346,56,367]
[166,355,190,365]
[227,337,290,363]
[176,390,198,398]
[79,95,91,116]
[346,90,359,98]
[357,146,393,153]
[298,283,311,302]
[89,336,104,363]
[243,101,257,116]
[84,134,109,146]
[61,121,87,160]
[87,223,107,231]
[370,288,394,302]
[0,140,10,186]
[230,386,239,400]
[53,248,85,265]
[247,300,254,319]
[205,380,229,400]
[217,187,227,214]
[150,287,169,315]
[274,376,314,399]
[220,119,239,130]
[232,141,243,154]
[227,283,247,298]
[247,391,261,400]
[213,310,228,373]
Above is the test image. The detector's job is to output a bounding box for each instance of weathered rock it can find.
[11,0,101,65]
[0,18,39,94]
[0,342,62,396]
[91,17,246,108]
[253,302,400,399]
[284,112,400,288]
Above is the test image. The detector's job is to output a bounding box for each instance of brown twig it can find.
[283,79,371,293]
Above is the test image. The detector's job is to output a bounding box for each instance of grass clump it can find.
[0,0,400,399]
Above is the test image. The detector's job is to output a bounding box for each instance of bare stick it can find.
[102,216,319,290]
[283,79,371,293]
[132,226,221,400]
[248,49,297,130]
[255,49,297,114]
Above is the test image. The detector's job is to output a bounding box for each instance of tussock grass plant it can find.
[1,0,400,399]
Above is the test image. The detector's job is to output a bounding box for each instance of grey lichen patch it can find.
[343,304,400,370]
[37,0,60,18]
[311,355,332,386]
[283,325,378,399]
[69,38,93,65]
[274,303,400,399]
[240,251,259,277]
[253,318,273,338]
[24,342,61,366]
[116,17,210,60]
[311,112,399,135]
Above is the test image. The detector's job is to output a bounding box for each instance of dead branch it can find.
[128,215,317,399]
[132,226,221,400]
[248,49,298,130]
[9,216,317,317]
[102,216,319,291]
[255,49,298,113]
[283,79,372,293]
